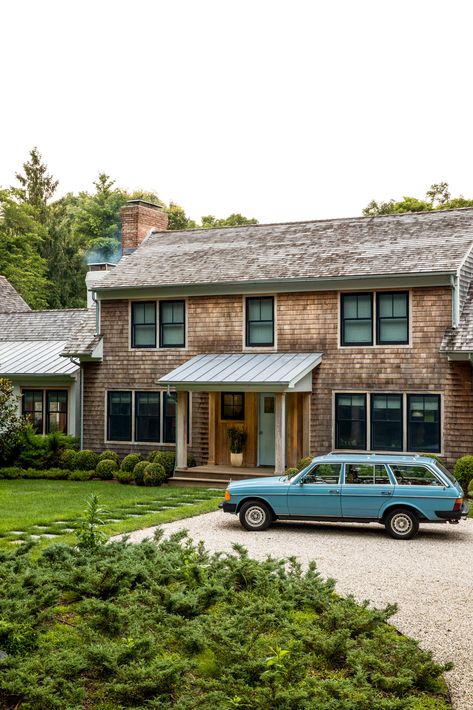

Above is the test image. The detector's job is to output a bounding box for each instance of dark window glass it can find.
[335,393,367,449]
[371,394,403,451]
[389,464,441,486]
[377,292,408,344]
[246,297,274,346]
[407,394,440,453]
[345,463,391,485]
[160,301,185,348]
[221,393,245,420]
[341,293,373,346]
[135,392,160,442]
[107,391,132,441]
[163,392,177,443]
[22,390,43,433]
[131,302,156,348]
[46,391,68,433]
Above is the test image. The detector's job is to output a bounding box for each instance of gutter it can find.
[450,274,460,328]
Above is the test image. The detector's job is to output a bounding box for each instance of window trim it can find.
[131,301,157,349]
[370,393,403,452]
[220,392,245,421]
[376,291,409,345]
[340,293,373,347]
[22,388,69,435]
[245,296,275,348]
[159,299,186,349]
[333,391,443,455]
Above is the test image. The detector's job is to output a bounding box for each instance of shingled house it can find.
[0,276,96,437]
[67,200,473,482]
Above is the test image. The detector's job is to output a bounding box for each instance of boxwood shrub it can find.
[453,456,473,492]
[133,460,149,486]
[115,469,134,485]
[0,468,94,481]
[75,450,100,471]
[98,450,120,465]
[121,453,143,472]
[143,462,166,486]
[59,448,79,470]
[95,459,118,480]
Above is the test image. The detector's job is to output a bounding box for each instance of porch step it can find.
[169,466,276,488]
[168,476,229,489]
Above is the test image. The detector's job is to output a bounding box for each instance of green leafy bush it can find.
[133,460,149,486]
[468,478,473,498]
[115,469,134,485]
[0,467,94,481]
[297,455,313,471]
[69,470,95,481]
[15,428,79,469]
[284,466,299,477]
[59,448,79,470]
[75,449,99,471]
[0,535,451,709]
[143,462,166,486]
[453,456,473,492]
[98,450,121,465]
[95,459,118,480]
[149,451,176,478]
[121,453,143,472]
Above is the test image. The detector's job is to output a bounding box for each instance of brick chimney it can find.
[120,200,168,254]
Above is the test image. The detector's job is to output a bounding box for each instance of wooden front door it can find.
[258,394,275,466]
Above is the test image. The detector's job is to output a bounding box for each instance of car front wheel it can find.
[239,501,272,531]
[385,509,419,540]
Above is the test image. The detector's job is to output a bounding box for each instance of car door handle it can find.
[328,489,340,494]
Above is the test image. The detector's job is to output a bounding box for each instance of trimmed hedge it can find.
[0,468,95,481]
[95,459,118,480]
[454,456,473,493]
[115,469,134,485]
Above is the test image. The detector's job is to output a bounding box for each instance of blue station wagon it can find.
[221,454,468,539]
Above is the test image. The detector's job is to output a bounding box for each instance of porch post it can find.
[275,392,286,475]
[302,392,311,457]
[176,391,188,469]
[207,392,217,465]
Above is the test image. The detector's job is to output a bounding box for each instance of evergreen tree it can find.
[13,147,58,223]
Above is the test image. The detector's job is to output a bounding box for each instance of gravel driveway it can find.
[116,512,473,709]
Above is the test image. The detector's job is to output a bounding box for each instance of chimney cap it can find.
[124,199,164,210]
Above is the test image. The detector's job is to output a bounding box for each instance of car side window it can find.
[344,464,391,485]
[389,465,441,486]
[302,463,341,484]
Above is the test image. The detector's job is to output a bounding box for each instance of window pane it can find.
[335,394,366,449]
[390,464,441,486]
[23,390,43,433]
[132,302,156,347]
[407,395,440,452]
[377,292,408,345]
[378,294,393,318]
[303,463,341,484]
[135,392,160,442]
[221,393,245,420]
[248,322,273,345]
[260,299,273,320]
[160,301,185,347]
[47,391,68,433]
[246,297,274,346]
[379,319,408,343]
[342,295,357,318]
[393,294,407,317]
[357,295,372,318]
[345,464,389,484]
[161,324,185,347]
[108,391,132,441]
[163,392,177,443]
[344,320,372,344]
[371,394,402,450]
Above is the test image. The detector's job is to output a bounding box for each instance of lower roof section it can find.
[157,352,322,392]
[0,341,78,377]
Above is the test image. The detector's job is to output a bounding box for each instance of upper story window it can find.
[377,292,408,344]
[341,291,409,347]
[246,296,274,347]
[341,293,373,346]
[160,300,185,348]
[131,302,156,348]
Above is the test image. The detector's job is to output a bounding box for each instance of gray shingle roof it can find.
[96,209,473,291]
[441,287,473,352]
[61,308,101,356]
[0,309,89,341]
[0,276,31,312]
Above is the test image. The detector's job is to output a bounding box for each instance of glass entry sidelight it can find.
[258,394,275,466]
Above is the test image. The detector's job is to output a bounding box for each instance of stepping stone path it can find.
[8,530,25,535]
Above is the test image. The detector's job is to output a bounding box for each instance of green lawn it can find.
[0,480,222,549]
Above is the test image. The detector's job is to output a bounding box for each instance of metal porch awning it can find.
[157,352,322,392]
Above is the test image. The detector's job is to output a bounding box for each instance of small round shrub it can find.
[75,450,100,471]
[115,469,134,484]
[95,459,118,480]
[454,456,473,492]
[468,478,473,498]
[150,451,176,478]
[148,450,160,463]
[69,470,95,481]
[133,460,149,486]
[143,462,166,486]
[297,456,313,471]
[98,450,120,465]
[121,453,143,472]
[284,467,299,477]
[60,449,79,471]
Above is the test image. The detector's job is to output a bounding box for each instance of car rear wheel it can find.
[385,509,419,540]
[239,501,272,531]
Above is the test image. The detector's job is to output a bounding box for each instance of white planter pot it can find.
[230,452,243,467]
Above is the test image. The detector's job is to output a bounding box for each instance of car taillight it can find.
[453,497,463,511]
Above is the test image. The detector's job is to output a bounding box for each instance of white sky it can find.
[2,0,473,223]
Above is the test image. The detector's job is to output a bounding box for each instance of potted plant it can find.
[226,427,247,467]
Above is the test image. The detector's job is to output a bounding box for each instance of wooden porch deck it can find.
[170,464,276,488]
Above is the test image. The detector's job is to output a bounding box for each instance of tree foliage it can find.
[13,146,58,223]
[0,378,27,466]
[363,182,473,216]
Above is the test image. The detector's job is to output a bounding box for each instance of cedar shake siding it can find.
[82,286,473,466]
